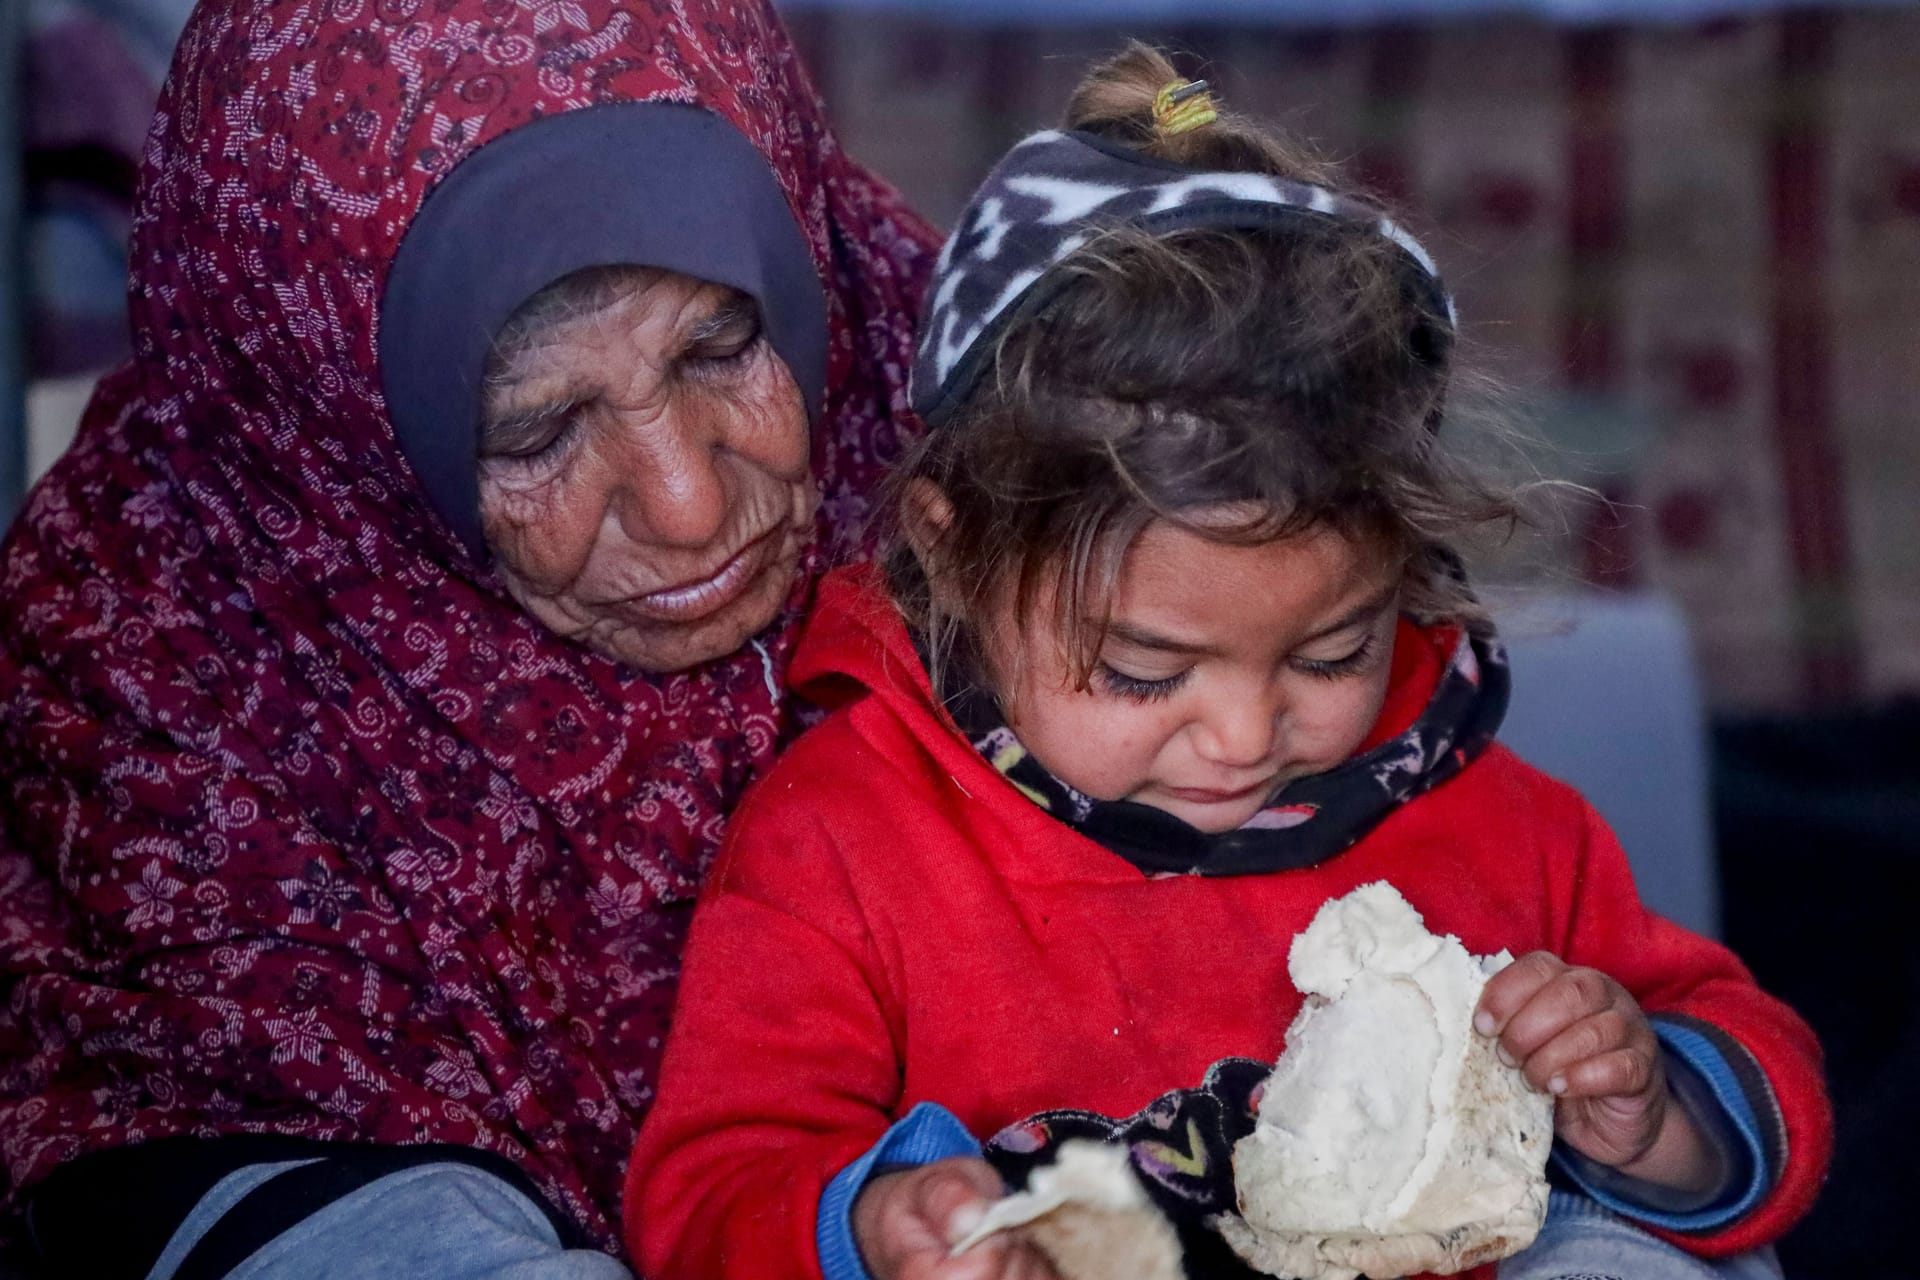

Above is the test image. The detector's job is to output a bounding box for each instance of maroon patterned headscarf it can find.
[0,0,936,1249]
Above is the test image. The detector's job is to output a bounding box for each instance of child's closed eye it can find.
[1095,663,1191,703]
[1290,634,1378,680]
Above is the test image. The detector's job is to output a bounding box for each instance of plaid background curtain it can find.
[788,6,1920,715]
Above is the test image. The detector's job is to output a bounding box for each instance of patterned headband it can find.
[910,128,1456,429]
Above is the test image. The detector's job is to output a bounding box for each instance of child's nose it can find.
[1194,693,1281,770]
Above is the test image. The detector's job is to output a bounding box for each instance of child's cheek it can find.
[1112,705,1183,785]
[1300,677,1394,765]
[1062,705,1161,799]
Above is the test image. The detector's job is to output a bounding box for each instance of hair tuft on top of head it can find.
[1063,41,1340,185]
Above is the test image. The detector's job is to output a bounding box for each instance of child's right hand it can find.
[851,1157,1062,1280]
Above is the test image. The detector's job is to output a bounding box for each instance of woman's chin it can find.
[588,553,799,673]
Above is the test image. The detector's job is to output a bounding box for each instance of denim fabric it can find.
[145,1162,631,1280]
[1498,1191,1786,1280]
[142,1159,323,1280]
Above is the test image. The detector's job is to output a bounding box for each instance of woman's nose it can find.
[1193,691,1281,770]
[606,408,730,550]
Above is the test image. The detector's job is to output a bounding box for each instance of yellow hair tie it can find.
[1152,78,1218,136]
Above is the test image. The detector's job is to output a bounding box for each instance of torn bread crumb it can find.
[951,1140,1184,1280]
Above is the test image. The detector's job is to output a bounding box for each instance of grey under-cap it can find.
[379,101,828,559]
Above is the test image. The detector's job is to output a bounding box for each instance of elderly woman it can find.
[0,1,935,1276]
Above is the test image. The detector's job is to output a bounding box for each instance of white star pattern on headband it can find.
[911,129,1456,427]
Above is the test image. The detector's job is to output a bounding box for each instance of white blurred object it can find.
[1494,590,1719,939]
[951,1140,1183,1280]
[26,371,96,484]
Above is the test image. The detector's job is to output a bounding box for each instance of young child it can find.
[625,45,1829,1280]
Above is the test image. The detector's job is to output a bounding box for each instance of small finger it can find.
[999,1244,1063,1280]
[1498,967,1619,1067]
[1513,1008,1635,1094]
[1475,951,1565,1037]
[1551,1045,1660,1101]
[943,1239,1013,1280]
[947,1235,1055,1280]
[917,1166,1004,1246]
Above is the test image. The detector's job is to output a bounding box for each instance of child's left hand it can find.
[1475,951,1719,1192]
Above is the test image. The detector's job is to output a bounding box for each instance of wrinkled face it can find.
[478,269,816,672]
[990,519,1402,834]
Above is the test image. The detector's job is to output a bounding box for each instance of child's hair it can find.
[886,43,1525,692]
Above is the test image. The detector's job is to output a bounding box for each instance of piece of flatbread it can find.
[1219,881,1554,1280]
[951,1140,1184,1280]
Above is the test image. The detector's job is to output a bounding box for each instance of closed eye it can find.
[1095,663,1191,703]
[481,403,584,472]
[1290,634,1378,680]
[682,298,763,374]
[689,327,760,365]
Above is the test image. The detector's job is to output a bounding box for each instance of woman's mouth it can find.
[617,528,784,624]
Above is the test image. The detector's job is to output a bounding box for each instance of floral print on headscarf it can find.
[0,0,936,1249]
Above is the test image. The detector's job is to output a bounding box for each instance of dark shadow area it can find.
[1716,700,1919,1279]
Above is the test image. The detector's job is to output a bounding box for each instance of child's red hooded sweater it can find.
[626,567,1830,1279]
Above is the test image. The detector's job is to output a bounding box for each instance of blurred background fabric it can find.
[780,4,1920,720]
[1,1,1914,1275]
[1,0,25,525]
[3,0,197,529]
[1496,592,1721,939]
[780,0,1913,19]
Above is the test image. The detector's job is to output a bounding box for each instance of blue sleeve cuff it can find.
[1550,1019,1776,1232]
[815,1103,987,1280]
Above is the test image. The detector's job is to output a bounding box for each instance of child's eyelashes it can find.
[1095,633,1381,701]
[1095,664,1191,703]
[1290,634,1378,681]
